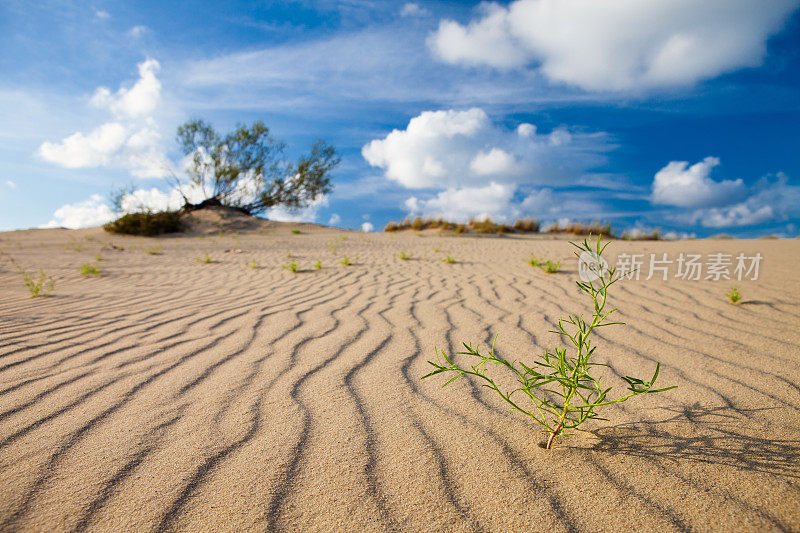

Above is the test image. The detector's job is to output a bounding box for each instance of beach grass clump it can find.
[422,236,674,449]
[197,254,212,264]
[249,259,259,269]
[19,267,55,297]
[95,253,102,261]
[314,260,322,269]
[548,222,614,238]
[291,229,301,234]
[443,255,455,264]
[65,240,85,252]
[283,259,299,272]
[104,211,181,236]
[726,286,742,304]
[399,251,410,260]
[145,245,163,255]
[384,216,539,234]
[80,263,100,276]
[339,255,355,266]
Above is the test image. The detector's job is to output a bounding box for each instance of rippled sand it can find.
[1,223,798,531]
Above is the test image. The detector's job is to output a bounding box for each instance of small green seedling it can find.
[422,236,675,449]
[249,259,259,269]
[283,259,299,272]
[434,248,441,253]
[95,253,102,261]
[291,229,301,234]
[443,255,455,264]
[399,251,410,260]
[287,252,294,258]
[145,245,163,255]
[66,240,84,252]
[80,263,100,276]
[726,286,742,304]
[541,260,561,274]
[314,260,322,269]
[527,255,542,267]
[339,256,355,266]
[19,267,55,297]
[197,254,212,264]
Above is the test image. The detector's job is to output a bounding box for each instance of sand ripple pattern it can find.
[1,229,799,531]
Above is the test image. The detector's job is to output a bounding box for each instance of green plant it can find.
[339,255,355,266]
[66,240,85,252]
[145,245,163,255]
[422,236,674,449]
[80,263,100,276]
[314,260,322,269]
[291,229,301,234]
[399,251,410,260]
[541,260,560,274]
[283,259,299,272]
[726,286,742,304]
[19,267,55,297]
[249,259,259,269]
[443,255,455,264]
[104,211,182,236]
[434,247,441,253]
[197,254,212,264]
[529,255,559,273]
[95,253,102,261]
[287,252,294,258]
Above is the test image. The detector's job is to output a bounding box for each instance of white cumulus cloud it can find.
[429,0,800,91]
[400,3,429,17]
[362,107,607,189]
[38,59,170,178]
[651,157,747,208]
[361,222,374,232]
[41,194,117,229]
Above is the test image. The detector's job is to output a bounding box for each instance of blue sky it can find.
[1,0,799,237]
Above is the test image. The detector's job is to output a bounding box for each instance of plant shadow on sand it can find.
[571,403,800,479]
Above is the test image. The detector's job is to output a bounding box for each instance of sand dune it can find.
[1,224,798,531]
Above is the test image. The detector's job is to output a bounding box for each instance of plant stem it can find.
[546,421,563,450]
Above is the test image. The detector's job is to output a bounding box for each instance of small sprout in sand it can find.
[434,247,441,253]
[399,251,410,260]
[145,245,163,255]
[19,267,55,297]
[80,263,100,276]
[328,242,339,255]
[249,259,259,269]
[197,254,212,264]
[66,240,84,252]
[287,252,294,258]
[529,255,560,273]
[541,260,561,274]
[291,229,301,234]
[95,253,102,261]
[314,260,322,269]
[283,259,299,273]
[422,236,675,450]
[726,286,742,304]
[443,255,455,264]
[340,235,347,241]
[339,255,355,266]
[218,230,224,238]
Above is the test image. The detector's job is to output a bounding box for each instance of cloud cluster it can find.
[38,59,170,178]
[363,107,610,222]
[42,194,116,229]
[429,0,800,91]
[651,159,799,228]
[651,157,746,208]
[362,107,607,190]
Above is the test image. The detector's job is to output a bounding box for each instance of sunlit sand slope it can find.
[1,226,798,531]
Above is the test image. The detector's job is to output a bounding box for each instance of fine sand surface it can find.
[1,218,799,531]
